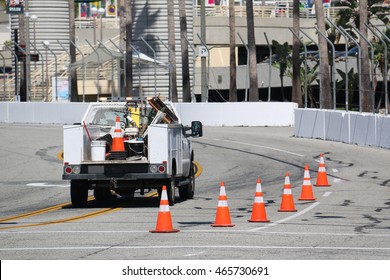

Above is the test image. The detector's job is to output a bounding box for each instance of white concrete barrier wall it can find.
[294,108,390,149]
[0,102,90,124]
[2,103,390,149]
[174,102,297,126]
[0,102,298,126]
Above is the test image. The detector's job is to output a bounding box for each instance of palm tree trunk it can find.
[125,0,133,97]
[168,0,178,102]
[359,0,372,112]
[229,0,237,102]
[292,0,302,106]
[119,0,126,97]
[69,0,79,101]
[315,0,332,109]
[178,0,191,102]
[246,0,258,101]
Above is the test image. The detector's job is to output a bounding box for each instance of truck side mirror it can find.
[191,121,203,137]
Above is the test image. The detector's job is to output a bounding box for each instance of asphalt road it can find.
[0,124,389,260]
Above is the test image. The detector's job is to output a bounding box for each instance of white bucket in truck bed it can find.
[91,141,106,161]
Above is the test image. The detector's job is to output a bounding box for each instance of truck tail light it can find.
[149,163,167,174]
[158,165,166,173]
[64,164,81,175]
[65,166,73,174]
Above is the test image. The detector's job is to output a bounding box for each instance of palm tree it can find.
[124,0,133,97]
[125,0,134,97]
[314,0,332,109]
[246,0,258,101]
[359,0,371,112]
[229,0,237,102]
[69,0,78,101]
[336,68,359,109]
[119,0,126,97]
[334,0,388,111]
[287,61,319,108]
[167,0,178,102]
[292,0,302,107]
[372,29,390,111]
[272,40,291,101]
[178,0,191,102]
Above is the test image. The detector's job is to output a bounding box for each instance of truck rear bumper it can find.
[63,173,169,180]
[63,161,169,181]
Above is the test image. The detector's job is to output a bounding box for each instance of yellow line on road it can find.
[0,196,94,223]
[0,202,71,223]
[193,161,202,178]
[0,192,158,230]
[57,150,64,161]
[0,207,122,231]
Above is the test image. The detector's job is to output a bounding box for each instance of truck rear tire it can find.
[70,180,88,208]
[167,168,176,206]
[179,162,195,200]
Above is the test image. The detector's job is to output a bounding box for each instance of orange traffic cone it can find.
[111,116,125,152]
[150,185,180,233]
[248,178,270,223]
[299,165,316,201]
[278,173,297,212]
[315,154,331,187]
[211,182,235,227]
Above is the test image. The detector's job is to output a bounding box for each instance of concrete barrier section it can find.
[294,108,390,150]
[0,102,90,124]
[174,102,297,126]
[378,117,390,149]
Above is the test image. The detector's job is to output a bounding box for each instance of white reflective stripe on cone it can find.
[303,179,311,186]
[218,200,228,207]
[113,132,123,138]
[254,196,264,203]
[283,189,292,195]
[159,205,170,212]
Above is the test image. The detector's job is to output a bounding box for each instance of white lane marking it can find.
[323,192,332,197]
[1,230,390,238]
[249,202,320,232]
[223,139,304,157]
[26,182,69,188]
[333,178,342,183]
[0,245,389,251]
[184,251,206,257]
[332,169,339,173]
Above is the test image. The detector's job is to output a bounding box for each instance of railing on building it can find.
[0,40,121,102]
[194,5,350,19]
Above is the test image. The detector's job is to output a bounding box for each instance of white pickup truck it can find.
[63,97,202,207]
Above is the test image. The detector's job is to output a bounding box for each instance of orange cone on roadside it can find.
[315,154,331,187]
[299,165,316,201]
[150,185,180,233]
[211,182,235,227]
[248,178,270,223]
[111,116,125,152]
[278,173,297,212]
